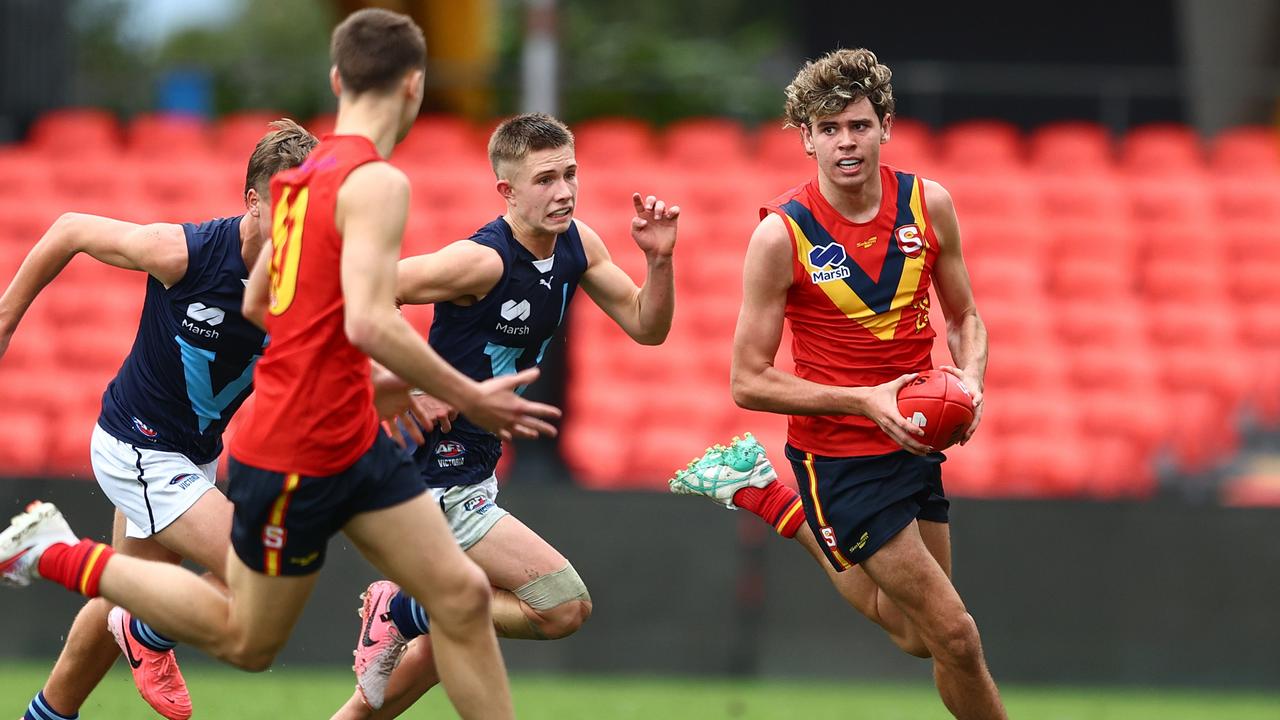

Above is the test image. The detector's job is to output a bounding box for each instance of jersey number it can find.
[270,186,309,315]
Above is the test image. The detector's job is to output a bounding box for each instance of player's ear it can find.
[881,113,893,144]
[405,68,425,101]
[800,123,816,157]
[496,178,514,201]
[245,187,260,216]
[329,66,343,97]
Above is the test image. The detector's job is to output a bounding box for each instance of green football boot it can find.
[668,433,778,510]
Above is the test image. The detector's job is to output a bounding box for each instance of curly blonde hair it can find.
[784,48,895,128]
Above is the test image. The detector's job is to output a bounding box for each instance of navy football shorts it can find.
[786,444,949,572]
[227,432,426,576]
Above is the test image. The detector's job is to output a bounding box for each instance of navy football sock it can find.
[387,590,430,640]
[130,616,177,652]
[25,691,78,720]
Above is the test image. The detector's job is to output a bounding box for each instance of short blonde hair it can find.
[784,48,895,128]
[487,113,575,178]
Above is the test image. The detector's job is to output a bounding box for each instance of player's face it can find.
[508,146,578,236]
[802,97,891,191]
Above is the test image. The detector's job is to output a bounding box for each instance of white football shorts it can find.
[90,423,218,539]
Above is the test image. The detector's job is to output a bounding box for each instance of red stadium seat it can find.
[961,215,1051,265]
[1033,173,1131,222]
[991,431,1092,497]
[663,117,750,169]
[127,113,214,158]
[939,440,998,497]
[1140,257,1227,304]
[1145,299,1238,353]
[0,408,51,476]
[938,119,1023,169]
[1064,343,1158,390]
[306,113,336,137]
[966,256,1045,302]
[1028,121,1114,175]
[1077,435,1155,499]
[560,421,632,488]
[573,117,658,165]
[397,115,487,166]
[1127,176,1214,224]
[1049,258,1135,301]
[1049,297,1152,348]
[1076,388,1172,455]
[1210,126,1280,176]
[1139,219,1220,265]
[0,150,55,202]
[1121,123,1204,174]
[940,171,1038,223]
[1048,217,1139,267]
[982,341,1067,394]
[1220,218,1280,261]
[1211,176,1280,222]
[214,111,290,158]
[753,122,813,177]
[1226,257,1280,303]
[882,117,935,171]
[29,108,121,157]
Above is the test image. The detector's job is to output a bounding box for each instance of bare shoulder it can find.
[749,212,793,256]
[571,218,608,263]
[920,178,956,216]
[342,161,410,202]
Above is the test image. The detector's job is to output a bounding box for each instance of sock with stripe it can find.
[36,539,114,597]
[25,690,78,720]
[733,482,807,538]
[387,590,430,640]
[130,615,177,652]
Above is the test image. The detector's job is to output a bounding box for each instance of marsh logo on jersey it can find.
[435,440,466,468]
[895,224,924,259]
[168,473,203,489]
[807,242,851,284]
[500,299,531,321]
[463,496,493,515]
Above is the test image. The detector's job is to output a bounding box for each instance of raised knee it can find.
[897,633,932,659]
[531,599,592,639]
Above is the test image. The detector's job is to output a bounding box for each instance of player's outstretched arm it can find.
[925,179,987,444]
[578,192,679,345]
[396,241,504,306]
[731,214,930,454]
[338,162,561,440]
[0,213,187,357]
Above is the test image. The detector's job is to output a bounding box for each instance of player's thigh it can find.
[918,518,952,578]
[465,514,569,591]
[860,520,966,627]
[111,509,182,564]
[150,488,234,578]
[223,549,319,660]
[343,492,483,601]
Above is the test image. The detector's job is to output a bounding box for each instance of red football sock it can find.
[37,539,114,597]
[733,482,806,538]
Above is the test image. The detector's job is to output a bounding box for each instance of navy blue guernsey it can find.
[98,216,267,465]
[411,217,587,488]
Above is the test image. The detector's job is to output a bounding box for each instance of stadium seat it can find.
[1145,299,1238,353]
[1138,219,1220,265]
[966,256,1045,301]
[663,117,750,169]
[397,114,487,166]
[1028,121,1114,175]
[1048,217,1140,267]
[1210,126,1280,176]
[941,171,1038,223]
[306,113,336,137]
[127,113,215,158]
[1076,388,1172,455]
[1140,257,1227,304]
[1033,173,1132,222]
[214,111,289,158]
[939,440,998,497]
[1226,257,1280,303]
[1128,176,1214,224]
[0,150,55,202]
[573,117,658,164]
[1077,435,1155,499]
[938,119,1023,169]
[0,408,51,476]
[982,341,1067,394]
[962,215,1051,265]
[1121,123,1204,174]
[1211,176,1280,222]
[1065,342,1157,390]
[1049,258,1134,301]
[28,108,121,157]
[991,431,1092,497]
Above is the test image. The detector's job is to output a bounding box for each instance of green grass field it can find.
[3,663,1278,719]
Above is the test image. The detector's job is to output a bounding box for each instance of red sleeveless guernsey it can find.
[231,135,383,476]
[762,165,939,457]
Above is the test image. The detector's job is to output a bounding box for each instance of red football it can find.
[896,370,976,450]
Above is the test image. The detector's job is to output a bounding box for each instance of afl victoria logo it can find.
[895,224,924,258]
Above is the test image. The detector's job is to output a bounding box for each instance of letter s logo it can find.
[895,224,924,258]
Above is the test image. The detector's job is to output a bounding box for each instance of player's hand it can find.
[465,367,562,441]
[860,373,933,456]
[939,365,984,445]
[407,390,456,435]
[630,193,679,259]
